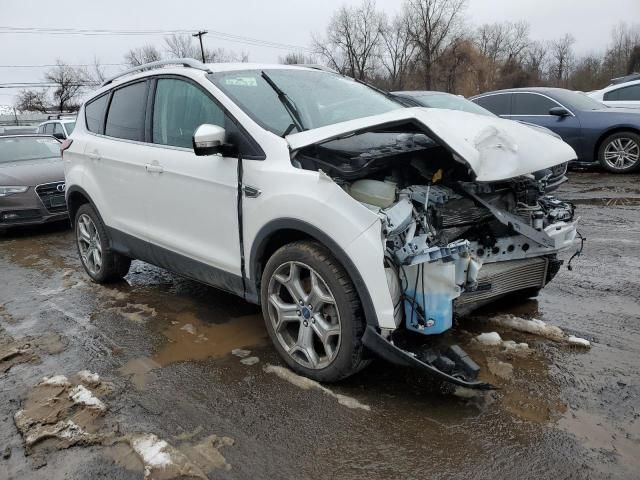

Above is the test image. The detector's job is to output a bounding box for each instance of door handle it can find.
[145,163,164,174]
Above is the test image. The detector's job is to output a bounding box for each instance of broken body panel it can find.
[287,108,579,388]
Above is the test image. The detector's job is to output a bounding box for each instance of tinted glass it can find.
[38,125,45,133]
[153,79,224,148]
[604,89,619,101]
[473,94,511,115]
[512,93,558,115]
[209,69,402,135]
[0,137,60,163]
[105,82,147,141]
[53,123,64,136]
[552,90,604,110]
[85,94,109,134]
[44,124,54,134]
[64,122,76,134]
[612,84,640,101]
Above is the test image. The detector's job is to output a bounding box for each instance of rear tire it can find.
[75,204,131,283]
[598,131,640,173]
[260,240,369,382]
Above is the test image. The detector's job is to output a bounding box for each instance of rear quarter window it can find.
[85,94,110,134]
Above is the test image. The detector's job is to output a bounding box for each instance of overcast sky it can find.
[1,0,639,105]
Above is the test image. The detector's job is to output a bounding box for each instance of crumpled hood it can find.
[287,107,577,182]
[0,157,64,187]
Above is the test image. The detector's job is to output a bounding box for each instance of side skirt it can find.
[107,227,248,300]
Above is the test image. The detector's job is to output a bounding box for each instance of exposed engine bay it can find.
[293,125,579,389]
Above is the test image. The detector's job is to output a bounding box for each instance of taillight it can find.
[60,138,73,157]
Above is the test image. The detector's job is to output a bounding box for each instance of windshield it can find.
[553,90,606,111]
[0,137,60,164]
[64,121,76,134]
[209,69,402,135]
[412,93,494,117]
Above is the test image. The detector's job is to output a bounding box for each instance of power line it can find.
[0,26,312,51]
[0,63,126,68]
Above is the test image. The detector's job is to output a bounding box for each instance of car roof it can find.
[472,87,570,97]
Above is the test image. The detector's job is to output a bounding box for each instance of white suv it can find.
[64,59,579,389]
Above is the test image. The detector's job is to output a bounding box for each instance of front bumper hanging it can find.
[362,326,496,390]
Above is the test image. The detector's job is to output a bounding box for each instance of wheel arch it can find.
[249,219,380,327]
[593,126,640,162]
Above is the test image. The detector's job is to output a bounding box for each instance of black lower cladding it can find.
[362,326,495,390]
[107,227,246,298]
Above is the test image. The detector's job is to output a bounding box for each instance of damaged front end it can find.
[288,109,579,388]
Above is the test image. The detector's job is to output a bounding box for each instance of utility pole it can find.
[192,30,208,63]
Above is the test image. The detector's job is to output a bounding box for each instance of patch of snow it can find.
[180,323,196,335]
[502,340,530,352]
[490,315,564,340]
[240,356,259,365]
[487,358,514,380]
[475,332,502,346]
[231,348,251,358]
[264,364,370,411]
[567,335,591,348]
[77,370,100,385]
[131,434,172,469]
[453,386,478,399]
[40,375,70,387]
[69,385,106,411]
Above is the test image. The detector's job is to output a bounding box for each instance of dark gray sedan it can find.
[0,135,68,232]
[470,87,640,173]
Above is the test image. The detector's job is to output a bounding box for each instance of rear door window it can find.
[53,123,65,137]
[512,93,558,115]
[85,94,110,134]
[473,94,512,115]
[105,81,148,141]
[44,124,54,134]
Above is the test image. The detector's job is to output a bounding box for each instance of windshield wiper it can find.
[261,71,306,136]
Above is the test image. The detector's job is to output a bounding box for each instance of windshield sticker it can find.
[224,76,258,87]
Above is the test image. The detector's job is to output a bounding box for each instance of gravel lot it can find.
[1,170,639,480]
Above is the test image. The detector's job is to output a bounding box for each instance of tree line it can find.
[15,0,640,113]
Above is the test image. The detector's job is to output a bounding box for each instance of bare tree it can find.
[164,34,199,58]
[82,57,108,87]
[405,0,468,89]
[204,47,249,63]
[603,22,640,77]
[15,89,49,113]
[524,40,548,80]
[124,45,163,66]
[380,11,417,89]
[628,45,640,73]
[279,52,317,65]
[45,61,87,112]
[313,0,384,80]
[549,34,575,87]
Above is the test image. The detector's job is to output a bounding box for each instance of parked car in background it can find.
[37,118,76,140]
[588,78,640,109]
[471,87,640,173]
[0,135,67,232]
[64,60,578,389]
[393,90,495,116]
[0,126,38,136]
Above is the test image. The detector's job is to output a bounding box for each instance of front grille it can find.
[456,256,549,307]
[35,181,67,213]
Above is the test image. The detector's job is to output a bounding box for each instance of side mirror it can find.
[193,124,236,156]
[549,106,570,117]
[52,132,66,140]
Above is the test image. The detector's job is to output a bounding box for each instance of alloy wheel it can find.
[76,213,102,275]
[603,137,640,170]
[267,261,341,370]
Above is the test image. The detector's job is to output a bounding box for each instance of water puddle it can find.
[153,312,268,367]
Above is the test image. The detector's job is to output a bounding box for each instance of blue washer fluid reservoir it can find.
[403,261,461,335]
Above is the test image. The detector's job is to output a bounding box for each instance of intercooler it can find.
[455,256,549,312]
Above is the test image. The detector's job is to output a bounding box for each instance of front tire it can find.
[260,241,369,382]
[75,204,131,283]
[598,131,640,173]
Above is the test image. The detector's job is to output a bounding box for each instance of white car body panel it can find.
[286,107,577,182]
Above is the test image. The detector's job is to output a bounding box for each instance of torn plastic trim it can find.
[362,326,496,390]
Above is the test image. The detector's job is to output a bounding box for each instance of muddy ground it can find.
[1,171,639,480]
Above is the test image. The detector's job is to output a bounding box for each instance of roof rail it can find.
[101,58,212,87]
[294,64,338,74]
